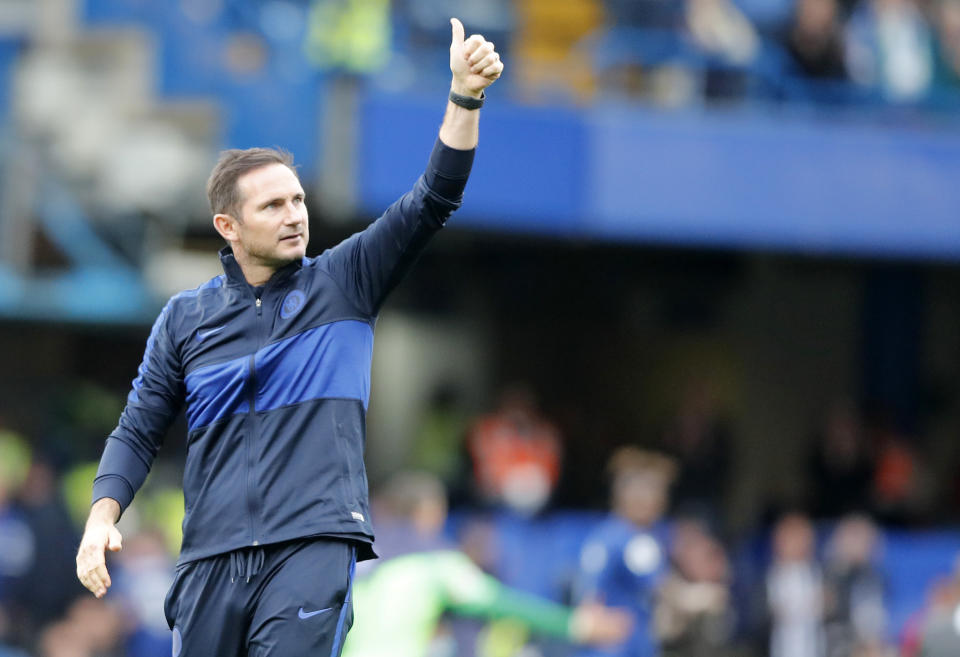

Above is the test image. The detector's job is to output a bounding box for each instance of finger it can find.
[481,60,504,79]
[107,527,123,552]
[467,41,493,66]
[95,563,112,591]
[85,563,111,597]
[77,544,109,594]
[450,18,465,48]
[463,35,485,57]
[79,565,106,597]
[471,51,499,74]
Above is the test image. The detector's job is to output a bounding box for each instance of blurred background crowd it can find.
[1,0,959,656]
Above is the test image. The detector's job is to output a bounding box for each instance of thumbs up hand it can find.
[449,18,503,98]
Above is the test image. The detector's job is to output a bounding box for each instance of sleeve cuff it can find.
[424,138,475,202]
[92,475,134,515]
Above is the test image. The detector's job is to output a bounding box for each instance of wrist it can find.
[89,497,120,525]
[450,81,483,99]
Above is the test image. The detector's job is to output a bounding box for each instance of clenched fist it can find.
[449,17,503,98]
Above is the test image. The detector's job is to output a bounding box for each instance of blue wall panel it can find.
[358,90,960,260]
[589,108,960,258]
[359,93,587,234]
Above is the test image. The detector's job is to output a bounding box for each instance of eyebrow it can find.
[258,192,305,210]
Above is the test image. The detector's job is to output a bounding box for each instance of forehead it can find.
[237,163,303,205]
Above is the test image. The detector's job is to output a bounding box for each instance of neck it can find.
[233,250,279,287]
[242,264,277,287]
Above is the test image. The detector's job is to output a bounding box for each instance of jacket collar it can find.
[218,246,304,288]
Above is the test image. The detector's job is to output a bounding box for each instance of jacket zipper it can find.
[245,295,263,546]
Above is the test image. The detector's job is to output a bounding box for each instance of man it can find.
[75,17,503,657]
[342,472,632,657]
[575,447,677,657]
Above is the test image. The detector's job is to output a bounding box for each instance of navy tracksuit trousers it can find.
[163,538,356,657]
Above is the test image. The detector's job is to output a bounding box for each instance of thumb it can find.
[450,17,465,48]
[107,526,123,552]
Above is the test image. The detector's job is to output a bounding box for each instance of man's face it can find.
[230,163,309,269]
[616,474,667,528]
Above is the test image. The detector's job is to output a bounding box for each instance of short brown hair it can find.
[607,447,677,485]
[206,147,297,218]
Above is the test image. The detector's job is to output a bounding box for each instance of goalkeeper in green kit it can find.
[342,473,632,657]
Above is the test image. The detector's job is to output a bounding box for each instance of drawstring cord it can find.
[230,546,265,584]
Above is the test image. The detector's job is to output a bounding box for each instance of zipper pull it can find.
[255,297,262,316]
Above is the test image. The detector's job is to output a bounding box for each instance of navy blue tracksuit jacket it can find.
[92,139,475,565]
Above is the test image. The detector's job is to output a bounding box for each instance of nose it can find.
[283,201,306,224]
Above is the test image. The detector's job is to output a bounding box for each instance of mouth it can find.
[279,234,303,243]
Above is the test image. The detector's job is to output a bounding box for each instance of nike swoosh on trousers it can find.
[298,606,333,619]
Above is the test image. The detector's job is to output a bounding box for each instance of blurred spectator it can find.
[932,0,960,88]
[394,0,514,52]
[344,471,632,657]
[467,385,563,515]
[575,447,677,657]
[589,0,692,102]
[365,471,453,562]
[917,575,960,657]
[822,515,888,657]
[845,0,935,102]
[662,381,732,529]
[604,0,686,29]
[870,425,930,524]
[37,597,125,657]
[766,512,825,657]
[13,458,83,640]
[685,0,760,66]
[654,518,735,657]
[407,383,471,498]
[111,529,175,657]
[0,430,36,647]
[900,572,960,657]
[808,402,874,518]
[304,0,391,74]
[783,0,850,78]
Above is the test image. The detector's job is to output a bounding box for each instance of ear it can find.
[213,213,240,243]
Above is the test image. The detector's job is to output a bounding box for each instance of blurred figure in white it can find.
[767,513,825,657]
[845,0,934,101]
[686,0,759,65]
[906,555,960,657]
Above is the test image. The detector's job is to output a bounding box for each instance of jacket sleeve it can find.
[91,299,184,515]
[321,138,475,316]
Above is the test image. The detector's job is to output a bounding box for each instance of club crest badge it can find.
[280,290,306,319]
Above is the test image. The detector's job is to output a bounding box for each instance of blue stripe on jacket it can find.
[184,320,373,431]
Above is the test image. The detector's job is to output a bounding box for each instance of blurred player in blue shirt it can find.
[575,448,677,657]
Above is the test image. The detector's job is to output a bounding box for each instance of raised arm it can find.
[320,17,503,316]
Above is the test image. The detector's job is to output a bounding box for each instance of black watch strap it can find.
[449,90,485,110]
